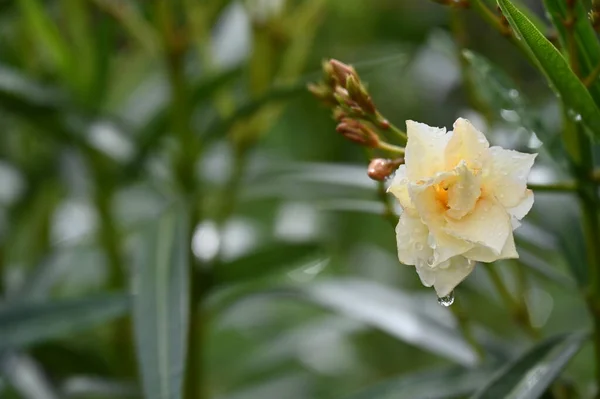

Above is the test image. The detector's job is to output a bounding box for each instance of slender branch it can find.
[376,181,398,227]
[450,299,485,360]
[486,264,540,338]
[584,63,600,87]
[377,141,406,154]
[528,181,577,192]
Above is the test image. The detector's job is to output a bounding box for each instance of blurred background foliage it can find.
[0,0,598,398]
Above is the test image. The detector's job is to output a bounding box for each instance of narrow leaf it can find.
[133,208,190,399]
[497,0,600,140]
[0,295,129,351]
[543,0,600,106]
[346,366,492,399]
[472,331,588,399]
[299,279,479,366]
[215,243,322,285]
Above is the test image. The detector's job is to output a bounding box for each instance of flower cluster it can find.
[388,118,536,297]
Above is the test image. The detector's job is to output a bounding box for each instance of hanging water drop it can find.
[437,291,455,307]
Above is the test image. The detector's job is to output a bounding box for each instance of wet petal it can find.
[507,189,534,220]
[387,165,415,213]
[444,197,511,255]
[463,231,518,262]
[484,147,536,208]
[446,161,482,220]
[445,118,489,170]
[415,256,476,297]
[395,212,432,266]
[405,120,450,180]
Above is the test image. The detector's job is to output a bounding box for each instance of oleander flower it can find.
[388,118,536,297]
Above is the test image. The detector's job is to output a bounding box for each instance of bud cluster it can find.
[308,59,405,181]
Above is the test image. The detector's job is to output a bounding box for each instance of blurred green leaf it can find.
[17,0,72,79]
[471,331,588,399]
[497,0,600,140]
[0,294,130,351]
[462,50,555,146]
[346,366,492,399]
[132,207,190,399]
[298,279,479,366]
[543,0,600,107]
[215,243,323,285]
[556,216,589,288]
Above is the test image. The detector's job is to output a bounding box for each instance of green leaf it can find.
[17,0,72,79]
[132,207,190,399]
[0,295,130,351]
[215,243,322,285]
[543,0,600,106]
[471,331,588,399]
[462,50,554,146]
[497,0,600,140]
[298,279,479,366]
[346,366,492,399]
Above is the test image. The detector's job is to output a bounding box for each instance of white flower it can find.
[388,118,536,297]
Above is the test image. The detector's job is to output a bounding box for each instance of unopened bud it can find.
[308,83,335,105]
[329,59,357,85]
[367,158,404,181]
[322,60,337,88]
[336,118,379,147]
[346,75,376,114]
[332,108,346,121]
[333,86,352,105]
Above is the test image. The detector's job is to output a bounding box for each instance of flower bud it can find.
[336,118,379,147]
[346,75,376,114]
[329,59,357,85]
[367,158,404,181]
[308,83,335,105]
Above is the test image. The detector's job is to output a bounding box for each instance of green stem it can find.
[377,141,405,155]
[376,181,398,227]
[528,182,578,192]
[584,62,600,87]
[486,265,540,338]
[450,299,485,360]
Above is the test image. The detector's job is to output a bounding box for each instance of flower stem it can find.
[377,141,406,155]
[486,265,540,338]
[450,298,485,360]
[528,182,578,192]
[376,181,398,228]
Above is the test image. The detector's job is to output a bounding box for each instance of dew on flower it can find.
[415,242,424,251]
[437,291,455,307]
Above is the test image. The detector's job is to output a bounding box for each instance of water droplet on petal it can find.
[437,291,455,307]
[415,242,424,251]
[427,256,435,266]
[427,233,436,248]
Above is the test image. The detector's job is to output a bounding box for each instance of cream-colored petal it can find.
[463,230,518,262]
[395,212,433,266]
[507,189,534,221]
[446,161,482,220]
[405,120,450,180]
[483,147,537,208]
[408,174,474,265]
[415,256,476,297]
[387,165,416,214]
[445,118,489,170]
[444,197,511,255]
